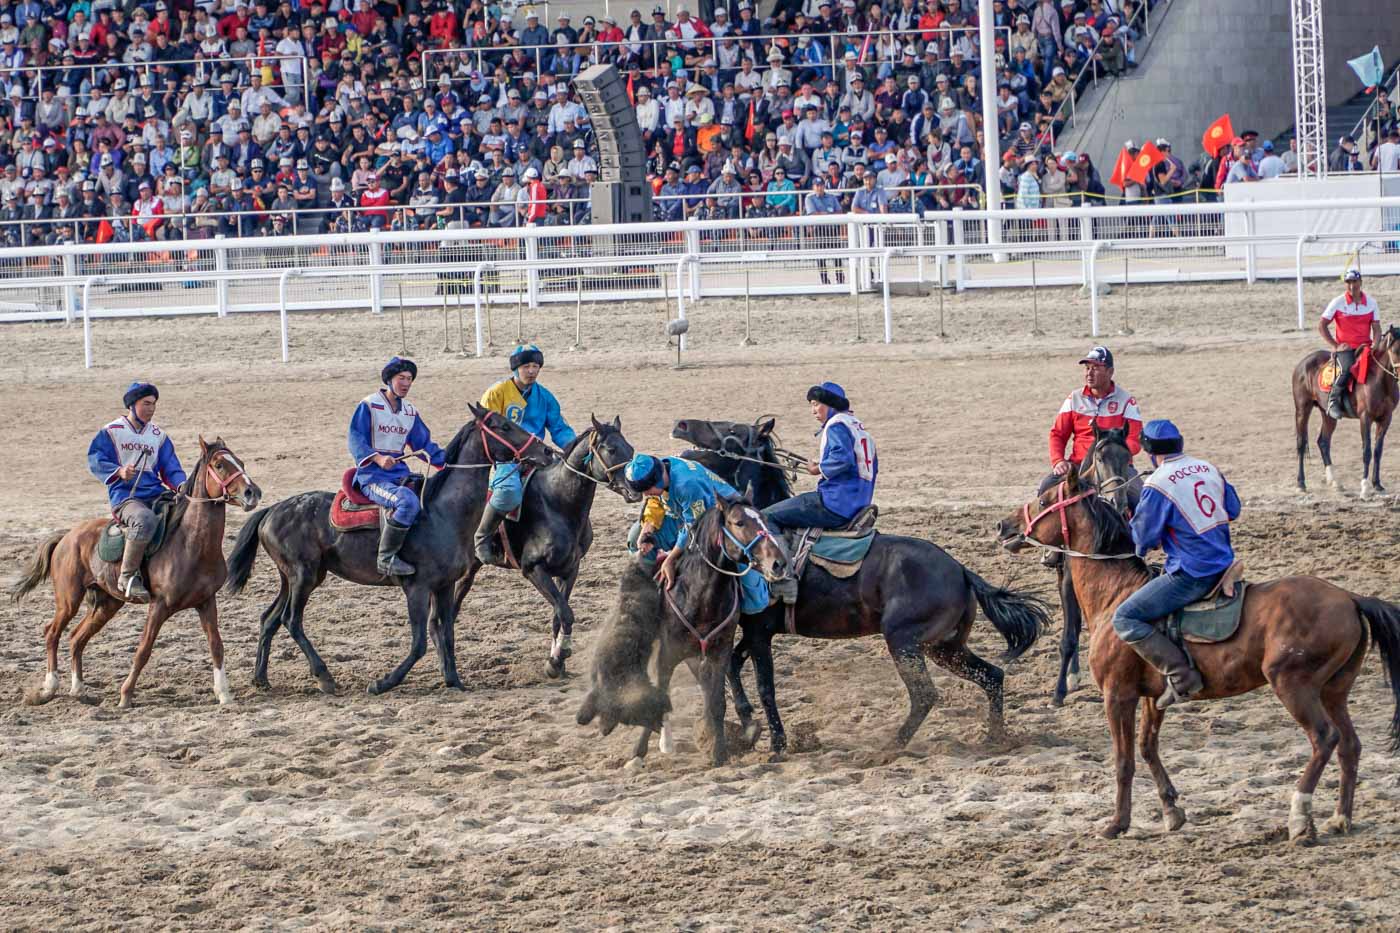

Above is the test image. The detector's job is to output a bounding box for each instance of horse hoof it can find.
[366,681,386,696]
[623,757,645,773]
[443,678,466,692]
[217,694,236,706]
[1324,814,1353,835]
[545,656,564,679]
[742,721,762,748]
[1288,816,1318,845]
[252,677,271,691]
[1051,694,1066,708]
[1066,671,1082,693]
[1099,820,1129,839]
[1163,806,1187,832]
[316,675,339,696]
[659,720,675,755]
[117,696,133,711]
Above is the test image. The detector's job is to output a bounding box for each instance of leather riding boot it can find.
[1128,630,1203,709]
[473,505,508,567]
[118,536,151,604]
[1326,381,1347,420]
[376,520,416,577]
[770,575,799,606]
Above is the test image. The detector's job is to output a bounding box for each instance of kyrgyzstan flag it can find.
[626,73,635,105]
[95,219,114,244]
[1201,113,1234,157]
[1127,140,1166,185]
[1108,146,1132,190]
[744,98,755,142]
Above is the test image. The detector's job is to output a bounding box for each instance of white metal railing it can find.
[16,194,1400,361]
[2,54,312,110]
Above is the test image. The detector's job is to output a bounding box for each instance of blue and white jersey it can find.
[1131,454,1241,578]
[348,390,445,488]
[816,411,877,519]
[88,415,187,509]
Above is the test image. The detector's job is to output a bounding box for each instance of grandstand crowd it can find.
[0,0,1283,246]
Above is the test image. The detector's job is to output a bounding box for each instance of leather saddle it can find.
[97,492,179,564]
[330,469,424,532]
[1165,560,1248,646]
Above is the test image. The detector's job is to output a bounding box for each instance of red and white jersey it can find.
[1048,383,1143,467]
[1322,290,1379,347]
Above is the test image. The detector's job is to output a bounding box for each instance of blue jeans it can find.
[629,512,769,614]
[362,480,421,526]
[488,462,524,512]
[762,490,850,535]
[1112,568,1225,643]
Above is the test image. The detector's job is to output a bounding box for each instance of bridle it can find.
[664,505,775,656]
[1017,481,1137,561]
[182,449,251,504]
[562,429,630,491]
[478,416,539,465]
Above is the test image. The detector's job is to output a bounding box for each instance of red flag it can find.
[857,34,872,64]
[744,98,755,143]
[1108,146,1132,190]
[1201,113,1234,158]
[95,219,114,244]
[1127,140,1166,184]
[626,73,635,105]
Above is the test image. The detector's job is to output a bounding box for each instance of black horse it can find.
[673,417,795,509]
[669,417,1052,756]
[579,499,789,767]
[1051,424,1140,707]
[225,404,554,694]
[450,416,640,678]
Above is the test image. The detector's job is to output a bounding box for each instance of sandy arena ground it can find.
[4,278,1400,931]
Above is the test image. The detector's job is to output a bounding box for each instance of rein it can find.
[560,430,629,488]
[715,433,809,477]
[664,579,740,657]
[664,508,770,654]
[1018,481,1138,561]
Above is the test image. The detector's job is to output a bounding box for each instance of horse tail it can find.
[9,532,64,603]
[964,568,1052,663]
[1354,595,1400,751]
[224,508,269,596]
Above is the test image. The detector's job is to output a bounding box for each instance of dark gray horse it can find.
[674,416,1052,757]
[450,416,640,678]
[672,417,795,509]
[1051,423,1140,707]
[579,499,789,767]
[225,405,553,695]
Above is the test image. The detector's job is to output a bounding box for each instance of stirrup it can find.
[120,573,150,603]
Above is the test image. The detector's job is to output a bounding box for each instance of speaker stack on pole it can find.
[573,64,652,225]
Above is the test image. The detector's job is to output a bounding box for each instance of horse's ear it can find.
[1065,462,1081,492]
[756,418,776,438]
[467,402,485,420]
[198,435,209,453]
[612,414,621,431]
[590,412,603,431]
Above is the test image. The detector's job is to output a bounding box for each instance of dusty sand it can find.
[3,277,1400,931]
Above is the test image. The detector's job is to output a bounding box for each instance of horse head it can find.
[587,414,640,502]
[997,464,1084,554]
[1083,423,1139,515]
[467,402,556,468]
[715,498,790,583]
[196,436,261,511]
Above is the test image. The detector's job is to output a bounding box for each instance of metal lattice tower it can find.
[1291,0,1327,178]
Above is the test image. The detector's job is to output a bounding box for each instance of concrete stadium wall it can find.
[1067,0,1400,175]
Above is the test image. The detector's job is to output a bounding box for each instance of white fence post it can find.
[846,221,861,296]
[214,235,229,317]
[1244,212,1257,285]
[933,218,948,288]
[952,209,966,291]
[368,241,384,314]
[525,234,540,308]
[684,229,702,301]
[1295,234,1314,329]
[1088,241,1104,337]
[81,276,102,369]
[62,253,77,323]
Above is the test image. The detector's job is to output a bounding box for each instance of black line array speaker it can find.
[574,64,652,224]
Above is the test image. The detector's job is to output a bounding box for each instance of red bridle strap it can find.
[479,418,539,465]
[1022,481,1097,548]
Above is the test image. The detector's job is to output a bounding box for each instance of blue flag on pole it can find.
[1348,46,1384,92]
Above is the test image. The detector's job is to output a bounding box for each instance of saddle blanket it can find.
[787,527,878,580]
[1318,347,1371,393]
[97,493,178,563]
[331,467,383,532]
[1167,582,1248,645]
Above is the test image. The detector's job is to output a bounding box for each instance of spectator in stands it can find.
[1256,141,1285,179]
[1372,128,1400,174]
[1329,135,1363,173]
[1223,137,1260,184]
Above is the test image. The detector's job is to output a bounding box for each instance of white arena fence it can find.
[6,195,1400,367]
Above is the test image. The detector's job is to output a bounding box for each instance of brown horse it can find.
[996,467,1400,842]
[10,438,261,709]
[1292,324,1400,495]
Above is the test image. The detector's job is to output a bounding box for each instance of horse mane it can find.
[425,419,478,499]
[561,427,595,458]
[1081,493,1147,570]
[754,434,796,500]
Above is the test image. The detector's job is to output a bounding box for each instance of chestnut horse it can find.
[1002,467,1400,840]
[997,467,1400,842]
[10,438,261,709]
[1292,324,1400,495]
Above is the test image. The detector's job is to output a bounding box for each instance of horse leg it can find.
[1100,689,1139,838]
[699,641,733,767]
[118,602,176,710]
[451,560,483,618]
[1053,564,1082,707]
[67,594,123,698]
[1321,688,1361,836]
[430,584,465,690]
[633,635,684,762]
[1318,415,1338,489]
[1137,700,1185,832]
[39,574,87,702]
[728,624,758,745]
[368,585,432,695]
[195,597,234,705]
[885,632,939,748]
[252,574,288,689]
[750,632,788,758]
[1296,398,1312,490]
[927,643,1006,741]
[283,570,337,695]
[1372,410,1392,493]
[1268,672,1338,843]
[524,565,573,679]
[1359,413,1374,499]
